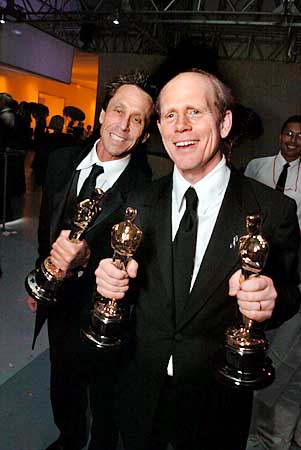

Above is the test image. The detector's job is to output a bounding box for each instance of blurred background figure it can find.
[32,114,76,187]
[0,93,28,223]
[84,124,92,140]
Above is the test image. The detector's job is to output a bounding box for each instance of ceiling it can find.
[2,0,301,62]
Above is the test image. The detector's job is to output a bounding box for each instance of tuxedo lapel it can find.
[86,156,148,232]
[49,146,92,242]
[177,170,262,329]
[145,176,174,311]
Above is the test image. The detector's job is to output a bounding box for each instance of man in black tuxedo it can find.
[25,72,156,450]
[95,69,301,450]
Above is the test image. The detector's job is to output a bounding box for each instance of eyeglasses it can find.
[282,130,301,140]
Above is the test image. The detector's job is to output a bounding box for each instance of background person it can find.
[245,115,301,450]
[245,115,301,228]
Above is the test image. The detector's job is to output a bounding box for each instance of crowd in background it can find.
[0,93,95,221]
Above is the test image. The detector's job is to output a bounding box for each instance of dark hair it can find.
[155,68,234,122]
[281,115,301,133]
[48,115,64,131]
[0,93,15,111]
[102,71,157,111]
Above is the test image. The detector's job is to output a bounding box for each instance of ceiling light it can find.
[113,11,120,25]
[0,11,6,24]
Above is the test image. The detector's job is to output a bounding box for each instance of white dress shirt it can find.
[76,139,131,193]
[167,156,231,375]
[245,152,301,229]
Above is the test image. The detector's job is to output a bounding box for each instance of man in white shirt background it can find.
[245,116,301,450]
[245,115,301,229]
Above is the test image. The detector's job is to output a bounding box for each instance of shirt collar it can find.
[173,155,230,213]
[76,139,131,178]
[278,151,300,169]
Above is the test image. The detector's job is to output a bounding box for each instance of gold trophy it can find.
[214,213,275,389]
[25,188,105,305]
[81,207,142,350]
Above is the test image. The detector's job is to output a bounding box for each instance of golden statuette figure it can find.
[81,207,142,350]
[214,213,275,390]
[25,188,105,305]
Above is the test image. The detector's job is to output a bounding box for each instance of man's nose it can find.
[120,115,130,131]
[175,114,191,132]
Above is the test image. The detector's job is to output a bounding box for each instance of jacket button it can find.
[174,333,183,342]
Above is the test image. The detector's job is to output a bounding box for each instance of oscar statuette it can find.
[25,188,105,305]
[81,207,142,350]
[214,213,275,390]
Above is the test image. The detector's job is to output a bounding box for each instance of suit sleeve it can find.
[265,197,301,329]
[36,156,55,266]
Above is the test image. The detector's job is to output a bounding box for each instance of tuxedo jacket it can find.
[32,144,152,347]
[116,168,301,450]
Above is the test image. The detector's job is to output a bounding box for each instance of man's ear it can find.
[141,132,150,144]
[99,109,105,125]
[157,119,161,135]
[220,110,232,139]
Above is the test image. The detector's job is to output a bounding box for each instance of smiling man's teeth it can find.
[111,133,125,142]
[175,141,196,147]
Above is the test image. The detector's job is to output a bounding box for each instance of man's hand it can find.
[26,295,37,313]
[50,230,91,272]
[229,269,277,322]
[95,258,138,299]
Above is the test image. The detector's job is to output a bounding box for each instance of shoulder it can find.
[245,155,274,174]
[233,168,297,214]
[125,173,172,211]
[47,144,83,166]
[240,172,298,229]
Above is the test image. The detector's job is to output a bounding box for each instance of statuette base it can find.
[25,268,59,305]
[81,301,126,350]
[214,331,275,390]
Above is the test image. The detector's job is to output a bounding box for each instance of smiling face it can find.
[280,121,301,163]
[96,84,153,162]
[157,72,232,184]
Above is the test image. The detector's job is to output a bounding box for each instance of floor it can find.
[0,162,300,450]
[0,187,59,450]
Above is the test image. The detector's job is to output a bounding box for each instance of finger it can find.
[95,273,129,299]
[60,229,71,239]
[96,284,127,300]
[96,269,130,289]
[127,259,138,279]
[96,259,128,281]
[228,269,241,296]
[26,296,37,313]
[239,307,273,322]
[240,275,268,292]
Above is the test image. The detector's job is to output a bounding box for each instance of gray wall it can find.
[96,54,301,169]
[222,59,301,169]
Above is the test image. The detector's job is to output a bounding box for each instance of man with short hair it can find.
[245,115,301,227]
[245,116,301,450]
[95,70,301,450]
[26,71,156,450]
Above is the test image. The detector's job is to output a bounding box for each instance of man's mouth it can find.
[175,140,198,147]
[110,132,126,142]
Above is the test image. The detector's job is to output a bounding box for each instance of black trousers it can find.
[48,307,89,449]
[147,376,252,450]
[79,344,120,450]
